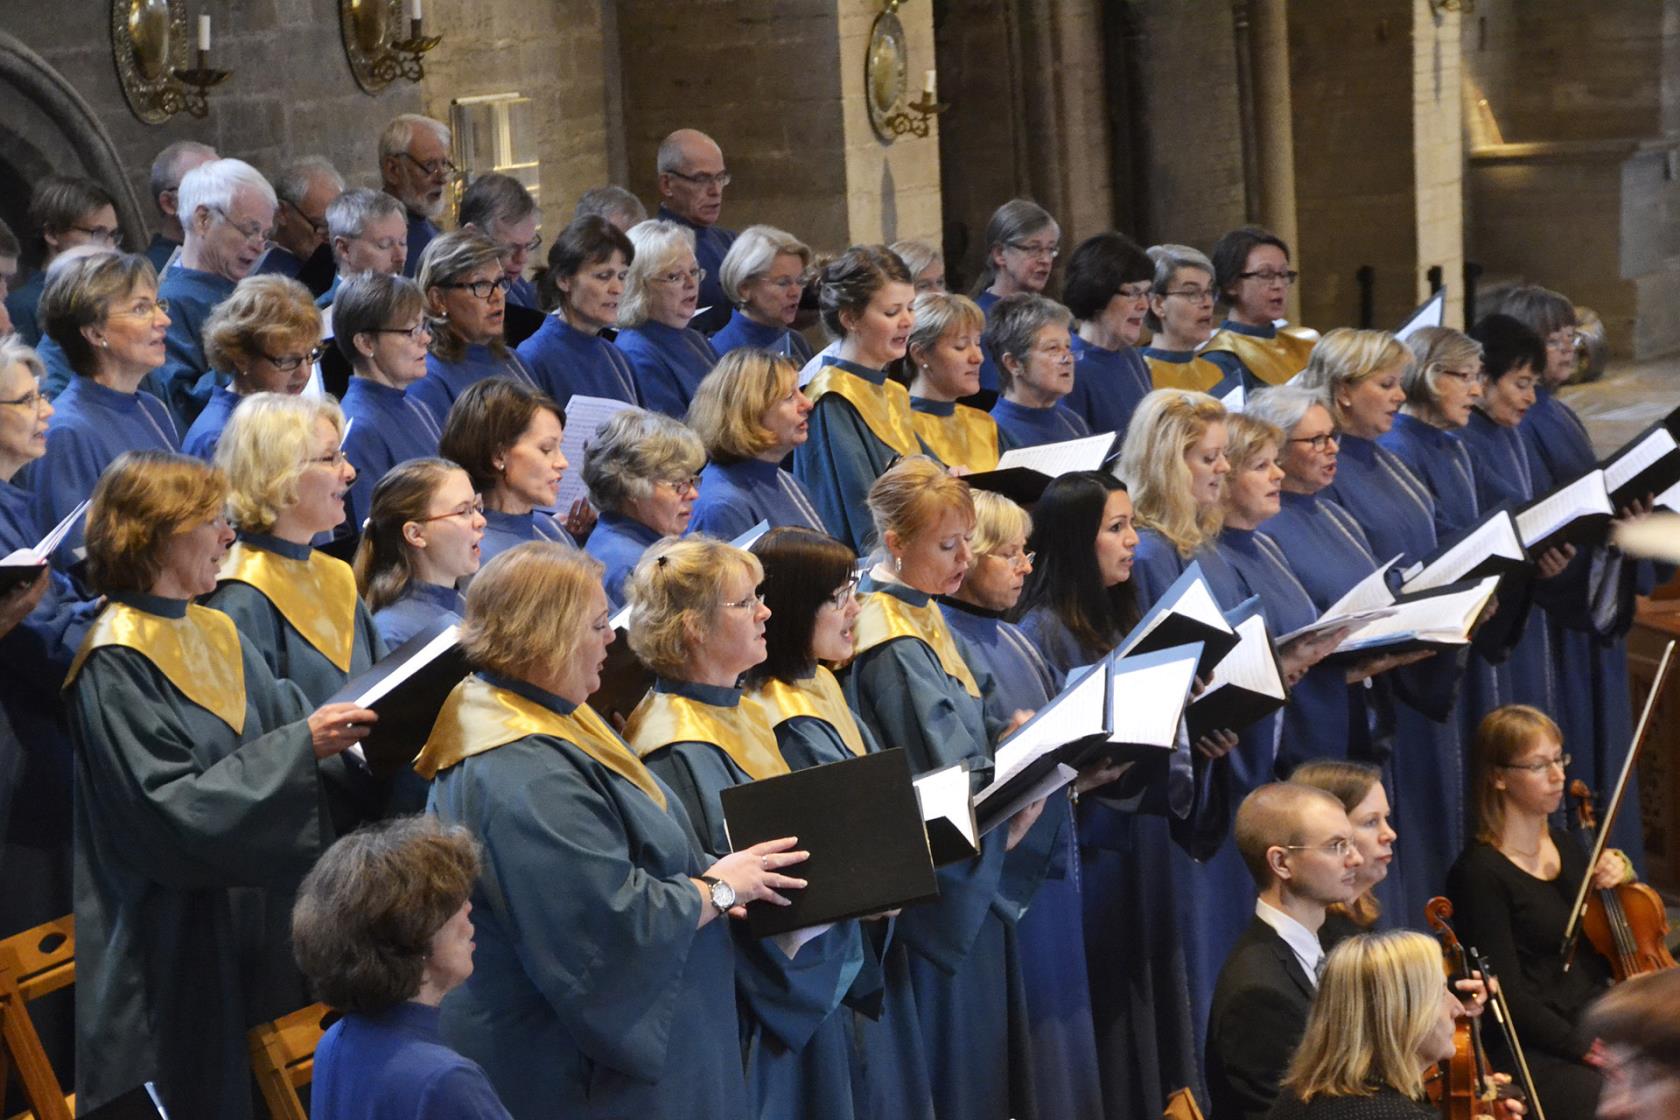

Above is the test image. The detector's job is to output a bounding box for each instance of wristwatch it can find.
[700,875,737,915]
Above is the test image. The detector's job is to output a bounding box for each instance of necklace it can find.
[1500,838,1543,858]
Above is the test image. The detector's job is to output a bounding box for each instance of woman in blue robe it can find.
[1061,232,1156,440]
[581,408,705,609]
[407,231,539,428]
[417,542,801,1120]
[905,291,1015,471]
[515,216,641,408]
[623,536,866,1120]
[709,224,816,364]
[745,526,935,1119]
[985,294,1091,449]
[1139,244,1227,395]
[353,459,484,650]
[615,221,720,418]
[28,253,179,569]
[65,450,375,1119]
[1200,225,1319,390]
[331,273,444,532]
[792,246,921,552]
[969,200,1061,398]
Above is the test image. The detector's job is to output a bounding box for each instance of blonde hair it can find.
[215,393,345,533]
[906,291,985,370]
[1298,328,1413,428]
[84,451,227,594]
[719,224,810,306]
[1117,389,1227,557]
[687,349,801,462]
[1281,930,1445,1103]
[890,238,943,282]
[865,455,975,558]
[1223,413,1284,475]
[460,542,603,680]
[1404,326,1483,409]
[619,220,695,328]
[203,274,322,377]
[626,536,763,678]
[1471,704,1563,846]
[971,490,1031,556]
[418,229,507,363]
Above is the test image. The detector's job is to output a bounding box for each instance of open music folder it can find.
[1329,574,1500,659]
[1515,468,1614,556]
[1402,510,1527,594]
[963,431,1117,504]
[0,498,87,595]
[1116,560,1240,677]
[913,760,979,865]
[1599,403,1680,509]
[326,620,468,777]
[1185,598,1287,741]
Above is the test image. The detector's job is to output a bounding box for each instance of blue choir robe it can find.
[1140,346,1228,394]
[709,309,815,365]
[911,397,1011,473]
[506,275,538,311]
[585,512,663,611]
[403,211,438,278]
[0,479,100,848]
[30,375,180,569]
[253,244,304,279]
[418,672,747,1120]
[4,270,45,345]
[840,576,1028,1120]
[312,1002,512,1120]
[688,456,825,540]
[793,358,920,553]
[409,345,537,429]
[614,321,718,419]
[940,598,1105,1120]
[750,667,938,1120]
[371,580,463,650]
[181,384,241,461]
[655,207,736,337]
[976,290,1003,396]
[1066,336,1152,442]
[143,233,178,273]
[1379,412,1481,542]
[340,377,443,532]
[1200,319,1320,389]
[627,678,866,1120]
[477,507,576,571]
[316,274,342,310]
[513,312,639,409]
[989,397,1090,449]
[152,266,236,428]
[64,593,328,1118]
[36,336,75,400]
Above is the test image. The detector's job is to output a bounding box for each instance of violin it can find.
[1424,897,1540,1120]
[1568,779,1677,980]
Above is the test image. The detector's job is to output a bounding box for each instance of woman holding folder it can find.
[415,542,803,1119]
[621,535,864,1120]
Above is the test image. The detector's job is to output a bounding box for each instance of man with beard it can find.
[379,114,454,278]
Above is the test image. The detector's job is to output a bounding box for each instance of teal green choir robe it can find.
[792,360,920,553]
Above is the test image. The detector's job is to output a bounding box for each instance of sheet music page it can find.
[1515,470,1613,547]
[1109,647,1199,747]
[1405,513,1524,593]
[1395,289,1446,343]
[1336,576,1498,651]
[913,763,976,847]
[554,395,636,512]
[1219,383,1246,412]
[1604,428,1679,494]
[980,661,1108,802]
[1203,614,1282,698]
[1118,568,1230,653]
[609,602,634,631]
[4,499,92,565]
[355,625,461,706]
[992,431,1116,477]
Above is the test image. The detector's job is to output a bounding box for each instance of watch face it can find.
[710,878,737,911]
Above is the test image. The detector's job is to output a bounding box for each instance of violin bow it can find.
[1471,947,1547,1120]
[1560,638,1675,969]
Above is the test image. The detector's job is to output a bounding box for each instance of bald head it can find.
[656,129,727,227]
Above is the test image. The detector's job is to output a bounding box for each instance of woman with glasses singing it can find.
[1380,326,1487,540]
[904,291,1010,472]
[32,251,179,568]
[582,407,707,611]
[710,225,815,364]
[5,174,120,348]
[1448,704,1631,1118]
[520,215,640,407]
[355,458,485,649]
[985,292,1091,448]
[1202,225,1319,388]
[970,199,1061,398]
[1138,244,1226,393]
[182,274,321,460]
[614,220,720,418]
[1062,232,1156,440]
[408,230,538,428]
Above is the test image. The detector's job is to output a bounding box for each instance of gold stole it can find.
[911,404,1002,472]
[218,541,358,673]
[65,602,247,734]
[1200,326,1320,386]
[805,365,919,458]
[1143,353,1226,393]
[853,589,982,699]
[749,667,868,758]
[413,675,667,809]
[624,689,790,781]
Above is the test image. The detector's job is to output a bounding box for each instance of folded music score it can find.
[0,498,88,593]
[963,431,1117,503]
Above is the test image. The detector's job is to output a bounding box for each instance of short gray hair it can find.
[378,114,450,162]
[719,224,809,305]
[890,238,942,281]
[574,186,647,228]
[178,159,277,225]
[981,292,1073,393]
[148,140,217,207]
[1404,326,1483,408]
[273,156,345,207]
[1145,243,1214,332]
[459,173,536,235]
[0,336,46,387]
[618,219,695,328]
[1245,385,1325,438]
[581,407,706,513]
[326,188,405,243]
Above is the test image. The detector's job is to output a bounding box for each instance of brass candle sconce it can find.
[112,0,230,123]
[865,1,946,143]
[340,0,442,94]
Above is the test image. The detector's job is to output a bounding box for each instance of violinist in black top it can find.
[1447,705,1633,1119]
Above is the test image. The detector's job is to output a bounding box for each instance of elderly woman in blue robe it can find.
[1061,232,1156,439]
[582,407,705,610]
[710,224,815,364]
[417,541,805,1119]
[614,220,719,418]
[986,293,1092,449]
[66,451,374,1119]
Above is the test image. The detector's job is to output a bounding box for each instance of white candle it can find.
[409,0,423,20]
[924,69,937,100]
[197,14,211,52]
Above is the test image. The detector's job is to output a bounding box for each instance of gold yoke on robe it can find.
[217,541,358,672]
[853,589,982,699]
[749,667,869,758]
[624,688,790,781]
[911,404,1002,472]
[1200,325,1320,385]
[65,602,247,733]
[1143,353,1226,393]
[805,365,920,458]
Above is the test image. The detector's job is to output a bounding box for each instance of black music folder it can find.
[1185,598,1287,741]
[913,760,980,866]
[327,619,468,777]
[721,748,940,938]
[1599,404,1680,509]
[1117,560,1240,677]
[963,431,1117,505]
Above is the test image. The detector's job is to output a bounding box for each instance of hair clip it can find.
[656,555,669,567]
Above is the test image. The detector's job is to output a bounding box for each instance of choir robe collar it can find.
[1066,335,1151,436]
[402,579,463,616]
[66,592,246,733]
[1216,526,1317,631]
[1460,408,1535,504]
[1381,412,1479,535]
[1264,490,1380,608]
[217,532,358,672]
[854,574,982,698]
[1140,346,1225,392]
[748,667,868,758]
[911,396,1002,471]
[711,309,810,360]
[989,397,1088,449]
[937,595,1056,716]
[804,358,920,457]
[688,456,825,538]
[58,373,166,418]
[516,312,638,404]
[624,676,789,780]
[1201,319,1319,386]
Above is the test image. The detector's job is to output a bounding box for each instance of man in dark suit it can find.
[1205,782,1365,1120]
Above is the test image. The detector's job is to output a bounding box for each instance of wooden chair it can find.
[0,914,75,1120]
[248,1002,336,1120]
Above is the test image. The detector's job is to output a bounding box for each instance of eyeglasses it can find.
[1164,287,1216,303]
[281,198,329,239]
[307,449,350,467]
[1283,838,1355,858]
[1545,331,1581,353]
[370,321,432,343]
[0,388,47,411]
[665,168,732,189]
[650,266,706,287]
[399,151,459,180]
[418,496,486,523]
[259,346,325,372]
[1006,240,1060,261]
[69,224,123,246]
[210,207,275,245]
[658,474,701,497]
[437,276,512,300]
[1033,344,1075,364]
[722,590,764,610]
[1437,368,1479,383]
[826,575,860,610]
[1289,429,1340,452]
[498,233,543,259]
[1118,282,1153,301]
[109,297,170,320]
[1499,752,1572,774]
[989,549,1036,571]
[1237,269,1300,286]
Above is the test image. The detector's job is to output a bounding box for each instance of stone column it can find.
[1247,0,1301,321]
